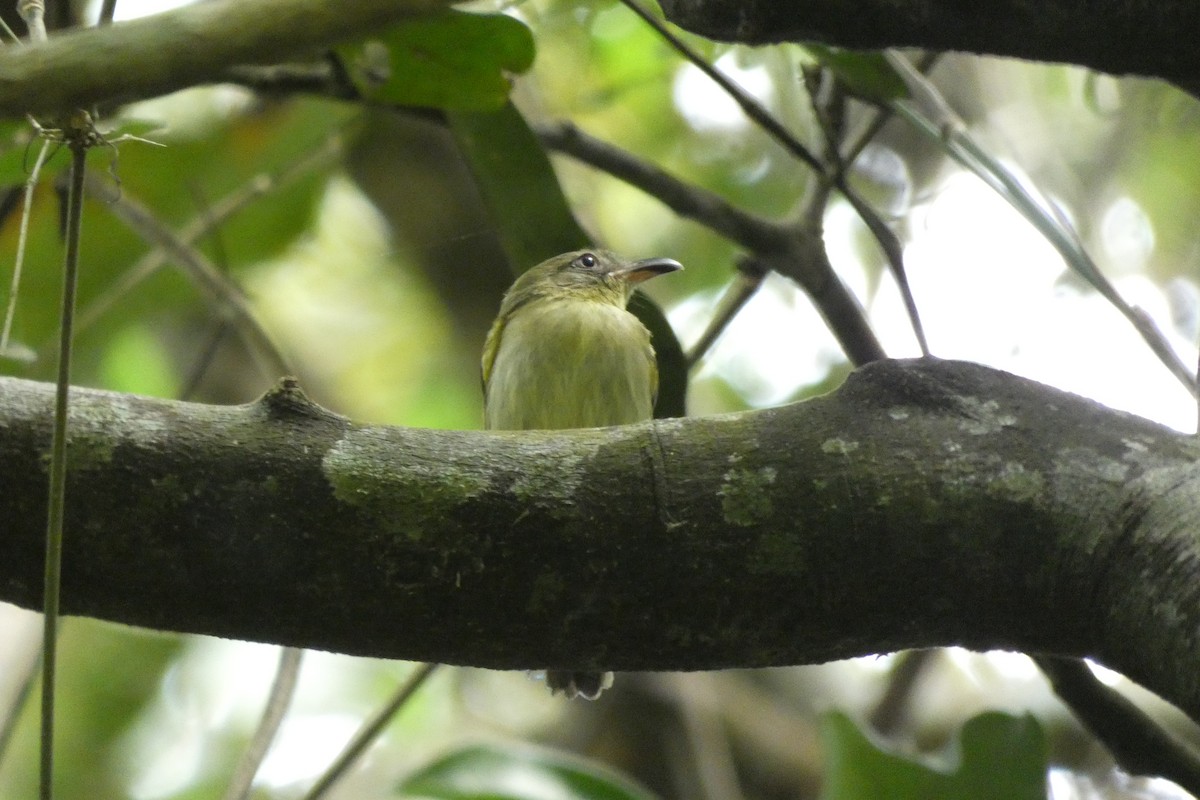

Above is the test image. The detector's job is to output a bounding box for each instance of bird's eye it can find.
[573,253,598,270]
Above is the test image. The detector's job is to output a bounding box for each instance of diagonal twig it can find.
[83,172,292,379]
[221,647,305,800]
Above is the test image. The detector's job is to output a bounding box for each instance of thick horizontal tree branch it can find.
[658,0,1200,92]
[2,358,1200,723]
[0,0,1190,121]
[0,0,454,118]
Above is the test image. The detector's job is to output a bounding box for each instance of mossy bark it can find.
[2,359,1200,718]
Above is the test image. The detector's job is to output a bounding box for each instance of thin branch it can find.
[71,129,343,346]
[97,0,118,26]
[685,256,767,369]
[617,0,824,176]
[834,175,929,355]
[805,65,929,357]
[40,128,87,800]
[221,647,305,800]
[0,16,22,45]
[537,121,886,365]
[0,134,51,355]
[17,0,47,44]
[299,663,439,800]
[1034,656,1200,797]
[83,172,292,379]
[888,53,1198,396]
[0,636,40,771]
[867,650,936,736]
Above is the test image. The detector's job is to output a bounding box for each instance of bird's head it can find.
[501,249,682,314]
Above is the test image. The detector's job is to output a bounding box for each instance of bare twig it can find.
[808,63,928,355]
[1034,655,1200,796]
[17,0,47,43]
[867,649,937,736]
[685,256,767,369]
[71,130,343,345]
[98,0,118,25]
[299,663,439,800]
[537,122,886,366]
[0,133,51,355]
[83,172,292,379]
[40,117,90,800]
[221,647,304,800]
[0,630,41,771]
[617,0,824,175]
[834,175,929,355]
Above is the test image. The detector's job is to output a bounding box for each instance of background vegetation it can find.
[1,0,1199,798]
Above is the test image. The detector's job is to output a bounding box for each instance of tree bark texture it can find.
[1,358,1199,719]
[0,0,1194,121]
[659,0,1200,90]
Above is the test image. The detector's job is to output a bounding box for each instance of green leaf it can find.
[0,118,39,187]
[338,11,535,111]
[820,711,1046,800]
[397,743,659,800]
[447,102,590,269]
[448,103,686,418]
[805,45,909,103]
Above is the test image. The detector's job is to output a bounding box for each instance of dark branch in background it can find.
[67,129,344,351]
[82,172,292,380]
[624,0,931,357]
[97,0,117,26]
[39,126,87,800]
[223,62,359,101]
[867,649,936,736]
[619,0,936,367]
[536,122,886,366]
[684,256,767,368]
[618,0,823,174]
[655,0,1200,96]
[297,664,439,800]
[1034,656,1200,790]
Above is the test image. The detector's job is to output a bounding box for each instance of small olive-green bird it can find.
[482,248,682,699]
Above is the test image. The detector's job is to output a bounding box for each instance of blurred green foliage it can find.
[337,11,535,111]
[397,743,659,800]
[820,711,1047,800]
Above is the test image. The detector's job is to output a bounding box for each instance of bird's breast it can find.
[485,300,656,430]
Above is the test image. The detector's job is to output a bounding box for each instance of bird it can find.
[481,248,682,699]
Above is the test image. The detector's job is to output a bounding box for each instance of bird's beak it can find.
[615,257,683,284]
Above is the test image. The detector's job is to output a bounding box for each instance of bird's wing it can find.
[647,341,659,411]
[480,313,507,396]
[482,289,543,395]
